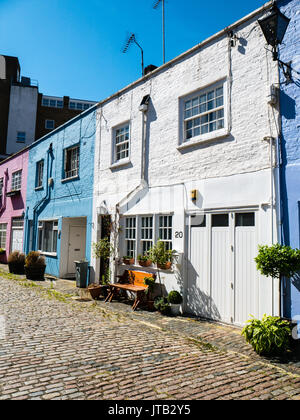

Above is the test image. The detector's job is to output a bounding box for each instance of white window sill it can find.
[39,251,57,257]
[118,262,174,273]
[177,128,230,151]
[35,186,43,191]
[61,175,79,183]
[110,158,131,170]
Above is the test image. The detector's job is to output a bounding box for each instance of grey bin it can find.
[75,261,89,288]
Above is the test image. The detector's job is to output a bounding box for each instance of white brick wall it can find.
[91,6,280,320]
[94,14,278,207]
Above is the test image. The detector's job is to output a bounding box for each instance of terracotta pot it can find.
[88,285,102,300]
[157,262,172,270]
[25,265,46,280]
[123,258,134,265]
[138,260,152,267]
[8,262,25,275]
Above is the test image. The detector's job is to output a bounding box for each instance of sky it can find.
[0,0,266,102]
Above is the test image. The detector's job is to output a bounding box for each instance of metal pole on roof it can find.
[153,0,166,64]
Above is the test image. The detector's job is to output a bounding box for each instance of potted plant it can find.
[149,241,176,270]
[122,255,135,265]
[242,314,292,356]
[24,251,46,280]
[138,254,152,267]
[154,296,171,316]
[168,290,183,316]
[8,251,25,274]
[92,237,115,296]
[0,248,5,256]
[144,276,156,310]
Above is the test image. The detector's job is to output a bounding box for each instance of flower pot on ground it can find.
[0,248,5,255]
[24,251,46,280]
[8,251,25,274]
[168,291,183,316]
[154,296,171,316]
[88,284,102,300]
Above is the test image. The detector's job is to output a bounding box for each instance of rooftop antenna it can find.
[122,33,144,76]
[153,0,166,64]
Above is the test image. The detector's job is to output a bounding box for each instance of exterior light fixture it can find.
[258,4,290,61]
[190,190,198,203]
[258,4,293,83]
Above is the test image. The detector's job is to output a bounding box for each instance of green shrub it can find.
[148,241,176,267]
[92,238,114,260]
[242,314,291,356]
[144,277,155,295]
[154,296,171,315]
[168,290,183,304]
[255,244,300,279]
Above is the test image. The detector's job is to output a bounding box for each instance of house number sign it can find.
[175,231,184,239]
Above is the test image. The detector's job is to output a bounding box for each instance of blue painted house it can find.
[278,0,300,319]
[24,106,97,279]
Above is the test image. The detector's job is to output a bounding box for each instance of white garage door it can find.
[11,218,24,252]
[187,211,258,326]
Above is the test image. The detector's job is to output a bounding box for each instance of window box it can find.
[6,190,21,197]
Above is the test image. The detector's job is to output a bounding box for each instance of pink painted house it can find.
[0,148,29,262]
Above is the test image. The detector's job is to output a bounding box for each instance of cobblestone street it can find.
[0,273,300,400]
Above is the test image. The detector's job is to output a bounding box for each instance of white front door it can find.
[67,226,86,274]
[211,214,232,323]
[187,215,210,318]
[11,218,24,252]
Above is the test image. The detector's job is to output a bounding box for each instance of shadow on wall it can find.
[280,90,296,120]
[186,259,221,320]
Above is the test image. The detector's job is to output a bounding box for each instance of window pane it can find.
[235,213,255,227]
[212,214,229,227]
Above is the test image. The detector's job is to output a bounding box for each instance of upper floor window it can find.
[69,101,93,111]
[42,98,63,108]
[113,123,130,163]
[63,145,79,179]
[36,160,44,189]
[11,170,22,191]
[180,81,226,145]
[45,120,55,130]
[16,132,26,143]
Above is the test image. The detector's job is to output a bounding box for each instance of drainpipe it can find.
[32,143,53,250]
[0,169,8,214]
[112,96,150,280]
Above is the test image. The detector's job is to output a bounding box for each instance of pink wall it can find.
[0,149,29,262]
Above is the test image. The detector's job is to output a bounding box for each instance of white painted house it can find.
[91,1,281,326]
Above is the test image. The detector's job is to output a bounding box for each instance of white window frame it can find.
[16,132,26,143]
[140,216,154,254]
[124,217,136,258]
[36,160,44,189]
[0,223,7,248]
[45,120,55,130]
[112,122,130,164]
[123,214,173,262]
[38,220,58,255]
[42,98,63,108]
[63,145,80,180]
[178,79,228,149]
[11,170,22,191]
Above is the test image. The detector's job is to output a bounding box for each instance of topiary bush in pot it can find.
[8,251,25,274]
[25,251,46,280]
[168,291,183,316]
